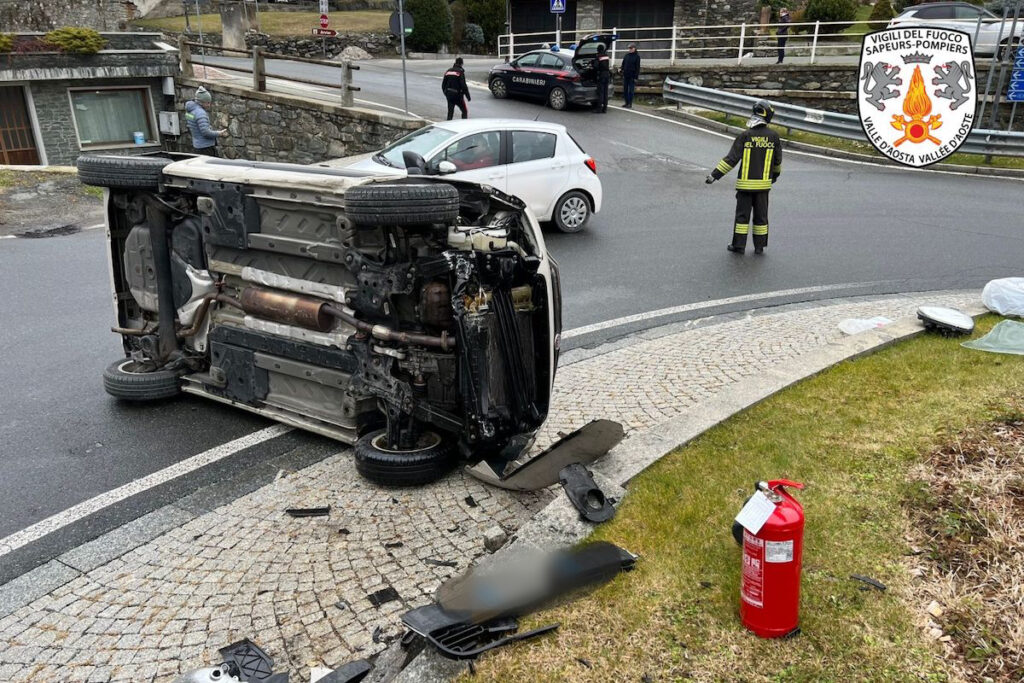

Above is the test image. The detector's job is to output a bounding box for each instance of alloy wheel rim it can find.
[551,89,565,108]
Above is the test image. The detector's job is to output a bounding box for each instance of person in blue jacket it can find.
[184,86,226,157]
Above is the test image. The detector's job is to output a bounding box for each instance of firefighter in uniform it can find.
[705,100,782,254]
[442,57,471,120]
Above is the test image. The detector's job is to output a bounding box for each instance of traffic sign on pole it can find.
[320,14,329,29]
[550,0,566,14]
[389,11,414,36]
[312,28,337,37]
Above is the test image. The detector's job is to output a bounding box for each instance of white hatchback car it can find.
[335,119,603,233]
[889,2,1024,57]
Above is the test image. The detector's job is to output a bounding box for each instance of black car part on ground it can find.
[403,541,636,659]
[559,462,615,523]
[81,154,559,483]
[917,306,975,336]
[466,419,624,491]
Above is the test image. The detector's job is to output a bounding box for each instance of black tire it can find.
[490,77,508,99]
[354,429,457,486]
[103,359,181,401]
[344,183,460,227]
[77,154,172,190]
[548,86,568,111]
[552,190,591,233]
[732,520,745,546]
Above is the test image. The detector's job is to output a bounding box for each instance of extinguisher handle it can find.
[767,479,804,491]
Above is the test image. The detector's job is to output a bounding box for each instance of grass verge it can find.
[463,315,1024,682]
[133,10,389,37]
[694,110,1024,171]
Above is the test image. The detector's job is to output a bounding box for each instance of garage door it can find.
[0,86,40,165]
[603,0,674,59]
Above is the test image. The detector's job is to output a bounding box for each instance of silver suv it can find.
[889,2,1024,57]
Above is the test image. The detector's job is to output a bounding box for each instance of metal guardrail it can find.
[663,77,1024,158]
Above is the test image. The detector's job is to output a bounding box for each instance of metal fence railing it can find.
[178,37,361,106]
[663,77,1024,158]
[498,20,899,64]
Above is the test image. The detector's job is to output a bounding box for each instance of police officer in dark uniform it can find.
[595,44,611,113]
[442,57,471,120]
[705,100,782,254]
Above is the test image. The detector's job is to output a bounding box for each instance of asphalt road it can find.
[2,56,1022,581]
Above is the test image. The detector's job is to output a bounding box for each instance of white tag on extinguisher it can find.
[734,490,776,534]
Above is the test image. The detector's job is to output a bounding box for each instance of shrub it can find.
[804,0,858,32]
[465,0,506,50]
[0,33,13,53]
[405,0,453,52]
[868,0,895,22]
[44,27,107,54]
[463,22,484,51]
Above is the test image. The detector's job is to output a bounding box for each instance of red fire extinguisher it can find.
[740,479,805,638]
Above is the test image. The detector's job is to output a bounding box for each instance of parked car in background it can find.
[334,119,603,233]
[888,2,1024,57]
[487,34,617,111]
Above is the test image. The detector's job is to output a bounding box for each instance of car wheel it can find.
[548,87,568,111]
[344,182,460,227]
[102,359,181,401]
[552,190,590,233]
[77,154,172,190]
[354,429,457,486]
[490,77,508,99]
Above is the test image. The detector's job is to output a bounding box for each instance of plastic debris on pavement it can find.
[982,277,1024,316]
[961,320,1024,355]
[838,317,893,335]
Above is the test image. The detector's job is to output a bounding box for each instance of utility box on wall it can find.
[159,111,180,136]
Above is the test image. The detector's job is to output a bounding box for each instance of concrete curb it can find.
[657,107,1024,180]
[392,302,989,680]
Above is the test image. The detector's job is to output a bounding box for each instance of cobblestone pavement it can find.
[0,292,978,682]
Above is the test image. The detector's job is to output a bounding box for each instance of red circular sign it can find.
[320,14,329,29]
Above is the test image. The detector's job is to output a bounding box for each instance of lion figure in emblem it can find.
[932,61,973,111]
[861,62,902,111]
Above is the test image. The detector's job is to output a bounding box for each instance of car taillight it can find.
[584,157,597,174]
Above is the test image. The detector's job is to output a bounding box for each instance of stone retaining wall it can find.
[172,79,424,164]
[164,31,396,59]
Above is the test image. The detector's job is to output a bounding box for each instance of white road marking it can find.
[612,105,1024,182]
[0,235,14,240]
[561,282,894,340]
[0,424,292,559]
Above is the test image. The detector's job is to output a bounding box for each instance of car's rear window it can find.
[566,132,587,154]
[379,126,457,167]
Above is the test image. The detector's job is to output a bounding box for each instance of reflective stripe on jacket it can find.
[710,125,783,191]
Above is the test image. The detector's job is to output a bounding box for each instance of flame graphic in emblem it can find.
[891,66,942,146]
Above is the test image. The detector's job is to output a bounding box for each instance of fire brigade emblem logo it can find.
[858,28,977,167]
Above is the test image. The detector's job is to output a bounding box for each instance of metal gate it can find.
[0,86,40,165]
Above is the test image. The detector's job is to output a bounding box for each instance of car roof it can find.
[523,47,575,58]
[905,1,980,8]
[431,118,568,134]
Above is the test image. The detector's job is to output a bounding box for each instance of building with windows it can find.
[0,32,178,166]
[510,0,757,37]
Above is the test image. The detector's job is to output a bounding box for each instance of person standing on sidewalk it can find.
[620,43,641,108]
[705,100,782,255]
[594,44,611,113]
[776,8,791,64]
[442,57,472,120]
[184,86,226,157]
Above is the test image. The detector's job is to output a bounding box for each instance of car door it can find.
[509,53,543,98]
[430,131,507,191]
[505,129,563,220]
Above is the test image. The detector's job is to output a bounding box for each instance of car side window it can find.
[916,6,954,19]
[515,53,540,68]
[954,6,982,19]
[538,53,566,70]
[435,132,502,171]
[511,131,557,163]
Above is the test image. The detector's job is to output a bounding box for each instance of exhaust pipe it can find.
[240,288,333,332]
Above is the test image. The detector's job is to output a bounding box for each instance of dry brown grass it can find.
[906,411,1024,682]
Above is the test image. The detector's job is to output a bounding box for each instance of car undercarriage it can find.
[79,154,561,486]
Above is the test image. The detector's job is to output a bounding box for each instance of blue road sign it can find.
[1009,87,1024,102]
[550,0,566,13]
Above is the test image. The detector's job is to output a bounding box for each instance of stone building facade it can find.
[0,33,178,166]
[0,0,139,32]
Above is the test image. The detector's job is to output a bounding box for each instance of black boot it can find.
[727,244,744,253]
[753,233,767,255]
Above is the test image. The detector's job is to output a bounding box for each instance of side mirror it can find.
[403,150,428,175]
[437,160,457,175]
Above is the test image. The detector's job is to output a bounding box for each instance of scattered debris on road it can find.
[285,506,331,518]
[559,462,616,523]
[367,586,401,608]
[850,574,887,592]
[917,306,974,336]
[962,320,1024,355]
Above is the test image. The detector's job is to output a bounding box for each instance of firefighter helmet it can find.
[752,100,775,123]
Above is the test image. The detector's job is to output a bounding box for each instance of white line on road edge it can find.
[562,281,890,340]
[613,105,1024,182]
[0,424,292,559]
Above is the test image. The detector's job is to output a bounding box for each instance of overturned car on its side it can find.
[78,154,562,486]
